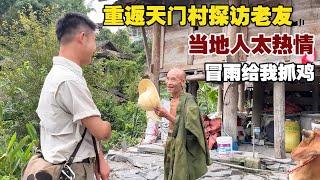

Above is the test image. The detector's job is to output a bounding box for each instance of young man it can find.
[154,68,210,180]
[36,13,111,180]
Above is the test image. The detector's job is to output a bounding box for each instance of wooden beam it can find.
[151,23,161,92]
[239,26,248,62]
[187,25,194,65]
[187,0,194,65]
[312,77,319,111]
[281,25,291,63]
[285,84,312,92]
[188,81,199,98]
[238,0,248,113]
[217,84,223,115]
[222,0,241,140]
[238,83,245,112]
[265,82,314,92]
[252,82,264,127]
[223,81,239,139]
[185,74,204,81]
[274,82,286,159]
[160,26,165,69]
[239,0,249,62]
[141,27,151,68]
[159,73,205,81]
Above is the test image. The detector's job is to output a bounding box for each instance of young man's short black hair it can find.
[56,12,96,44]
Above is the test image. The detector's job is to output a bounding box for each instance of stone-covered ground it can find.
[107,145,290,180]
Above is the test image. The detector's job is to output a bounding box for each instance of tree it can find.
[0,9,147,149]
[96,28,113,42]
[111,29,131,52]
[0,0,89,36]
[0,6,148,178]
[0,11,57,135]
[0,0,16,17]
[97,28,147,66]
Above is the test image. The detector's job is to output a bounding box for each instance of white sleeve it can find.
[55,80,101,122]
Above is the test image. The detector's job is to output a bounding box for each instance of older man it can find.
[154,68,210,180]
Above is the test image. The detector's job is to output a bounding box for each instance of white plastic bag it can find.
[142,99,171,144]
[159,99,170,143]
[142,118,159,144]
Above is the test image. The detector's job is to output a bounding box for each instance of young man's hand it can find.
[100,160,110,180]
[82,117,112,141]
[95,155,110,180]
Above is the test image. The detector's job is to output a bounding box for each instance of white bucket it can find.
[216,136,233,154]
[311,120,320,130]
[300,112,320,130]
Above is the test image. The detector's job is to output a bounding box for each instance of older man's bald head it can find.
[166,68,186,95]
[167,68,186,81]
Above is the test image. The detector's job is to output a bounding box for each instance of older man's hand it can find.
[154,107,169,118]
[154,107,175,123]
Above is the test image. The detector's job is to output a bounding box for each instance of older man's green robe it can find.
[164,92,211,180]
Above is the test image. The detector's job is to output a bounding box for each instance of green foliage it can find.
[160,82,218,115]
[51,0,90,14]
[130,40,145,54]
[197,82,218,114]
[97,28,131,52]
[0,11,56,136]
[0,4,148,178]
[96,28,113,42]
[160,83,170,100]
[84,59,147,152]
[110,29,131,53]
[0,0,16,17]
[84,58,143,104]
[1,9,147,139]
[0,122,38,179]
[97,28,147,66]
[0,0,89,28]
[102,102,146,151]
[129,39,147,66]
